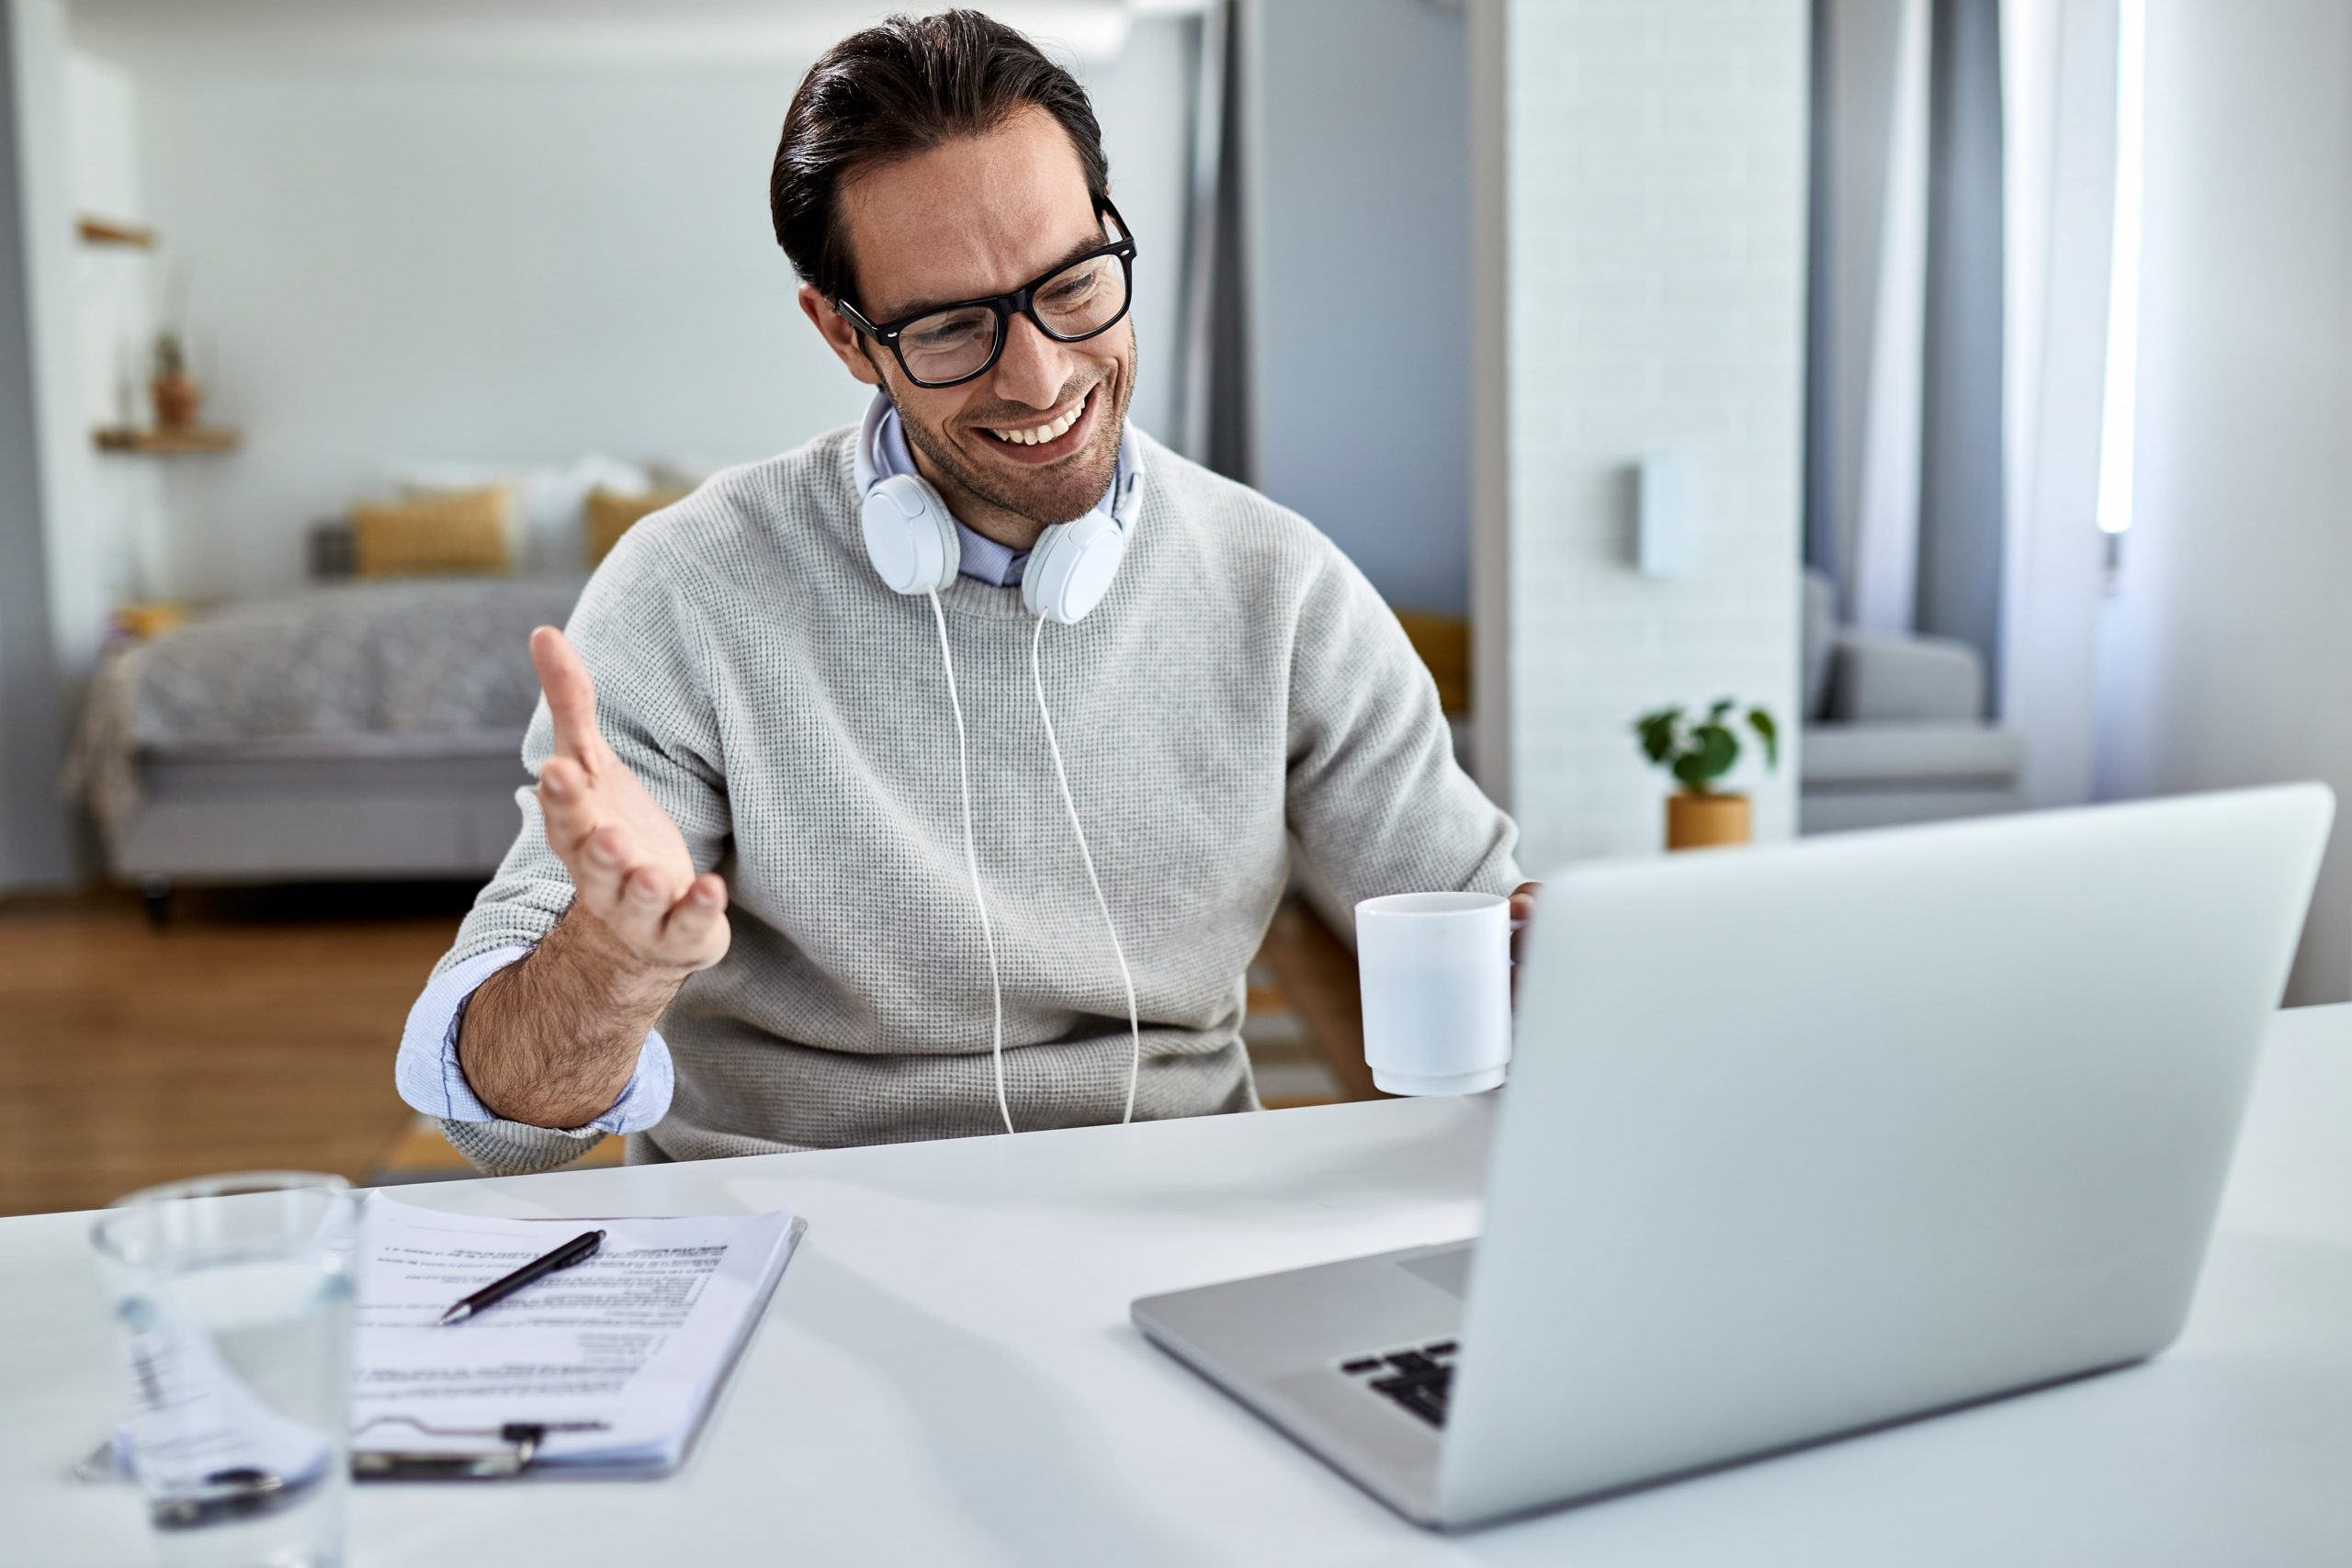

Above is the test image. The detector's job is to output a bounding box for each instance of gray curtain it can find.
[1172,0,1252,483]
[1802,0,2007,710]
[1802,0,1843,599]
[1916,0,2006,700]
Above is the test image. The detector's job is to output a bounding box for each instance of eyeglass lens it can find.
[898,253,1128,386]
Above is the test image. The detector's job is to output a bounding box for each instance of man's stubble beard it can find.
[891,343,1136,531]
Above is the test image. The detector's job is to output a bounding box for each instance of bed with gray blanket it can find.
[69,578,579,899]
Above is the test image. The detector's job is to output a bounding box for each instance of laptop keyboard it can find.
[1339,1339,1459,1427]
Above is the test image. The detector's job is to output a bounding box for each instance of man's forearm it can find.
[457,906,689,1128]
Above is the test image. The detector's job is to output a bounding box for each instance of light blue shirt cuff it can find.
[394,943,674,1134]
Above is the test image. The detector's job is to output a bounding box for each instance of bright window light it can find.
[2096,0,2146,537]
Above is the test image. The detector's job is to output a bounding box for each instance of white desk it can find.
[6,1007,2351,1566]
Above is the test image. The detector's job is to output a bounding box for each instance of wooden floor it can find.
[0,885,1367,1218]
[0,885,469,1218]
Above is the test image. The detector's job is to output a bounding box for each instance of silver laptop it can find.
[1134,785,2334,1529]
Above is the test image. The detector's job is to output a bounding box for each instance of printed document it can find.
[352,1199,799,1468]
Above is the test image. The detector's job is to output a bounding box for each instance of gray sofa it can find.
[69,577,571,916]
[1800,570,2024,833]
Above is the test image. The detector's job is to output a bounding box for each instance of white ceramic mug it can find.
[1354,891,1512,1095]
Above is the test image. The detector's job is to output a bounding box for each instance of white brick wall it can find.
[1473,0,1809,875]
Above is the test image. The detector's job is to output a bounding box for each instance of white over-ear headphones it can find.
[1022,468,1145,623]
[854,396,960,597]
[854,393,1145,623]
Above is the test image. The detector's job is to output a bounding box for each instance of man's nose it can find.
[988,311,1075,409]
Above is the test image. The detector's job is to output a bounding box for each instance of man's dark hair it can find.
[771,10,1113,310]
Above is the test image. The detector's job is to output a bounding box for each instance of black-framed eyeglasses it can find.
[835,200,1136,389]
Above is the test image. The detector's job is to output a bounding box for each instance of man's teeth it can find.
[988,396,1085,446]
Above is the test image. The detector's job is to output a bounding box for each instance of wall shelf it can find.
[93,426,241,455]
[76,216,157,248]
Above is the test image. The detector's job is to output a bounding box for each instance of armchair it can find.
[1800,570,2025,833]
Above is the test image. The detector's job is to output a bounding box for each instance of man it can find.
[396,9,1526,1176]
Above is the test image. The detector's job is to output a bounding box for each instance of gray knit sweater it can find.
[433,424,1521,1176]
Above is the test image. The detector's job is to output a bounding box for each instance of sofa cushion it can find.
[349,488,513,577]
[1828,631,1984,724]
[1802,723,2025,787]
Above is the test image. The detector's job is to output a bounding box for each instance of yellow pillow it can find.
[585,486,689,567]
[349,487,513,577]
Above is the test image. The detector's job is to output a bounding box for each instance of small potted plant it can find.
[149,329,200,429]
[1634,699,1780,851]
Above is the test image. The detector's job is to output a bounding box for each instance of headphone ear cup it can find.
[861,474,960,595]
[1022,513,1128,624]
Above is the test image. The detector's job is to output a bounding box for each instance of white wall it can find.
[2093,0,2352,1004]
[102,19,1193,600]
[66,46,163,605]
[1473,0,1808,874]
[1249,0,1471,616]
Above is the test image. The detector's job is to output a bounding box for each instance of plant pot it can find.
[151,373,202,430]
[1666,791,1751,852]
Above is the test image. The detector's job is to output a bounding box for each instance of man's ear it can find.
[799,284,883,388]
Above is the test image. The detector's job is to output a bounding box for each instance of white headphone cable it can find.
[1031,613,1143,1124]
[927,589,1015,1136]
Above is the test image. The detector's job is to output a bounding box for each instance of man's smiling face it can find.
[801,106,1135,547]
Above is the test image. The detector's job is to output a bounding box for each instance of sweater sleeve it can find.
[1284,546,1521,926]
[412,528,732,1176]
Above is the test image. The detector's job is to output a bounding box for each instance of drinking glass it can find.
[90,1172,359,1568]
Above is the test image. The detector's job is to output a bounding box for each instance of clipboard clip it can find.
[350,1416,609,1479]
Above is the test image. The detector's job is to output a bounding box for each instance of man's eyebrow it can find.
[874,223,1109,324]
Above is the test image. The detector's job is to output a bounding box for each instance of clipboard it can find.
[80,1213,806,1488]
[350,1213,806,1481]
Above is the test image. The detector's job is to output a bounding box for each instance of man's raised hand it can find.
[530,626,729,975]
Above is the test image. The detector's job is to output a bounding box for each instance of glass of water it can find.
[90,1172,359,1568]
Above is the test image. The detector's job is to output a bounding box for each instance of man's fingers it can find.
[566,822,639,912]
[531,626,601,763]
[541,744,708,970]
[537,756,599,853]
[601,859,672,941]
[657,874,730,963]
[1508,880,1541,1006]
[608,863,674,945]
[604,866,718,964]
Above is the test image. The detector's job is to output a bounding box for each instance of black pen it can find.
[437,1229,605,1325]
